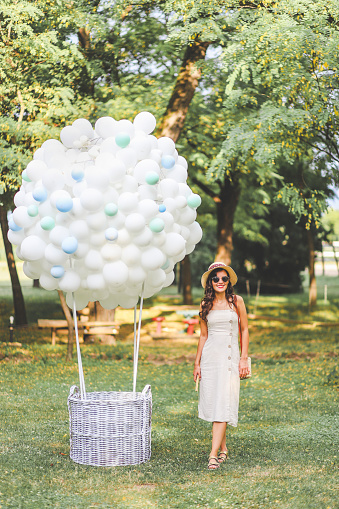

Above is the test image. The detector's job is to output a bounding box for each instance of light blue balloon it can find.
[8,217,22,231]
[33,187,48,202]
[104,203,118,216]
[71,168,85,181]
[51,265,65,278]
[105,227,118,241]
[115,132,130,148]
[27,205,39,217]
[145,171,159,185]
[158,204,166,213]
[22,170,31,182]
[40,216,55,231]
[149,218,165,233]
[161,155,175,169]
[56,197,73,213]
[62,236,78,254]
[187,194,202,208]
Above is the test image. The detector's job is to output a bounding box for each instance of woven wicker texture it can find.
[68,385,152,466]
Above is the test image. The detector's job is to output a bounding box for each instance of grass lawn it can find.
[0,265,338,508]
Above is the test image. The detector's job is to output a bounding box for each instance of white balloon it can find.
[60,125,82,149]
[177,155,188,169]
[127,266,146,285]
[118,294,139,309]
[45,243,68,264]
[138,184,157,200]
[26,160,47,181]
[179,207,197,226]
[133,227,153,247]
[103,260,129,286]
[180,225,191,241]
[116,148,137,169]
[116,228,131,246]
[99,295,119,310]
[124,213,146,234]
[59,270,81,292]
[175,195,187,209]
[100,136,119,155]
[107,211,126,229]
[149,149,162,165]
[72,118,95,139]
[69,220,90,240]
[138,199,159,221]
[133,111,156,134]
[87,273,106,290]
[130,135,152,160]
[163,271,175,287]
[85,168,109,190]
[121,244,141,265]
[50,189,71,208]
[101,243,122,261]
[157,136,175,155]
[160,211,175,231]
[185,243,195,255]
[90,231,106,247]
[49,226,70,247]
[42,169,66,191]
[86,211,107,231]
[40,272,59,291]
[169,164,188,183]
[158,179,179,199]
[121,175,138,193]
[178,183,192,197]
[141,247,166,270]
[80,188,103,211]
[173,248,187,264]
[33,147,45,161]
[7,229,25,246]
[73,242,89,259]
[12,206,34,228]
[14,190,26,207]
[152,230,166,247]
[188,221,203,244]
[146,268,166,287]
[23,261,41,279]
[21,235,46,261]
[163,233,186,257]
[95,117,117,139]
[118,192,138,213]
[116,119,135,137]
[66,290,90,311]
[84,249,104,270]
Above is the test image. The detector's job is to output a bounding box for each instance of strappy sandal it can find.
[218,450,229,463]
[208,456,220,470]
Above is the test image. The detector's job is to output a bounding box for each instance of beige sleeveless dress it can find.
[198,308,240,426]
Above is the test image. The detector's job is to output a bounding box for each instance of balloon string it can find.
[72,295,86,400]
[133,284,144,394]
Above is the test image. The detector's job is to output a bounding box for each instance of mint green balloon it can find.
[40,216,55,230]
[149,218,165,233]
[115,132,130,148]
[187,194,201,208]
[22,170,31,182]
[27,205,39,217]
[104,203,118,216]
[145,171,159,185]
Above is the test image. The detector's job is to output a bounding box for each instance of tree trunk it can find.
[58,290,74,361]
[87,302,116,344]
[306,229,317,307]
[157,40,210,142]
[0,206,27,325]
[181,255,193,305]
[215,178,241,265]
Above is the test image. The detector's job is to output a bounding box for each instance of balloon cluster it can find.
[8,112,202,310]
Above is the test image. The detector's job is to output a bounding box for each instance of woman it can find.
[193,262,250,470]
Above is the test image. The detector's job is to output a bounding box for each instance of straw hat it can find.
[201,262,238,288]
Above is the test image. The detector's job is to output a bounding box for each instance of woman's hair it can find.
[199,269,235,322]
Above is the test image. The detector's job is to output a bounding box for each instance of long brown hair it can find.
[199,269,236,322]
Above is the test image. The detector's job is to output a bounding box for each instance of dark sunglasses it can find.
[212,276,230,283]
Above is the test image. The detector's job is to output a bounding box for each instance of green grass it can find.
[1,316,338,508]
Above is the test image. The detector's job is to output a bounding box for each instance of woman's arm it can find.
[236,295,250,377]
[193,304,208,382]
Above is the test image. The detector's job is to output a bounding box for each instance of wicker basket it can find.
[67,384,152,467]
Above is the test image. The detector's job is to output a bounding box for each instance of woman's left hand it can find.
[239,358,250,379]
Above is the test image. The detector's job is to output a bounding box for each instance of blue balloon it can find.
[105,228,118,241]
[161,155,175,169]
[71,168,85,181]
[158,204,166,213]
[56,197,73,213]
[51,265,65,278]
[8,217,22,231]
[61,236,78,254]
[33,187,48,202]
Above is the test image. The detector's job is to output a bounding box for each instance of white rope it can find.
[72,295,86,400]
[133,284,144,394]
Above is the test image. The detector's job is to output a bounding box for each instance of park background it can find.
[0,1,338,508]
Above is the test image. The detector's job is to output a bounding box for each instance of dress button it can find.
[228,356,231,360]
[228,344,231,348]
[228,368,231,371]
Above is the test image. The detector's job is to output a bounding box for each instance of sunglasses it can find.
[211,276,230,283]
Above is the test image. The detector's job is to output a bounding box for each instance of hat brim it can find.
[201,264,237,288]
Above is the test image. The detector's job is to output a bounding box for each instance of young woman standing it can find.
[193,262,250,470]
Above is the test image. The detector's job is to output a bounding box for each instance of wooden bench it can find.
[38,319,119,345]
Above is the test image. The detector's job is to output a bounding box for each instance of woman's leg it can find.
[210,422,227,458]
